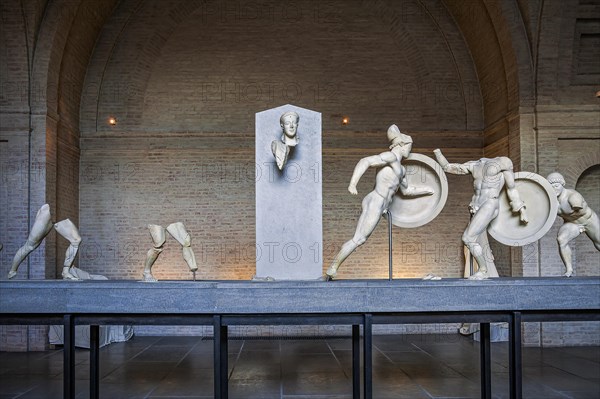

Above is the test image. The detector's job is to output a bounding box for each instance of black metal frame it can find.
[2,310,599,399]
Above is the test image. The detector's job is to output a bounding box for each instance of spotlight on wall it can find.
[342,117,349,126]
[596,90,600,98]
[108,117,117,126]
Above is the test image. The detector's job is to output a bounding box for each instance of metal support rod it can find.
[469,213,474,277]
[480,323,491,399]
[509,312,522,399]
[386,210,393,280]
[352,324,360,398]
[469,252,475,277]
[363,314,373,399]
[213,315,228,399]
[63,315,75,399]
[90,325,100,399]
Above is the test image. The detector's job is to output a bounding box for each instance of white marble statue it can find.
[433,150,528,279]
[8,204,82,280]
[326,125,434,280]
[271,111,299,170]
[143,222,198,282]
[547,172,600,277]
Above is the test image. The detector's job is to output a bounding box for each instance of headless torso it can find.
[434,151,528,280]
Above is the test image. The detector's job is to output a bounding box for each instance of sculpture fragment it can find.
[547,172,600,277]
[143,222,198,282]
[8,204,82,280]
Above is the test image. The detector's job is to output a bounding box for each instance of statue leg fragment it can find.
[464,203,497,280]
[8,204,53,279]
[166,222,198,272]
[584,213,600,252]
[143,225,166,282]
[558,223,582,277]
[326,237,365,278]
[327,194,383,279]
[54,219,82,281]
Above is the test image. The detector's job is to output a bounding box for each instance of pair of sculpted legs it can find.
[8,204,81,280]
[558,215,600,277]
[462,200,500,280]
[143,222,198,282]
[327,192,385,278]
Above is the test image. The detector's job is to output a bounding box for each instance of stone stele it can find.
[255,104,322,280]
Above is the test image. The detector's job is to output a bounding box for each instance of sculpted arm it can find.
[568,191,586,211]
[500,158,528,223]
[433,149,471,175]
[399,175,435,196]
[348,152,393,195]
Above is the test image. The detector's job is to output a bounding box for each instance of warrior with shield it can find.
[326,125,434,280]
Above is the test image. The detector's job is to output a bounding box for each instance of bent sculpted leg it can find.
[327,193,385,279]
[558,222,583,277]
[583,212,600,252]
[143,225,166,282]
[166,222,198,272]
[54,219,82,280]
[463,200,499,280]
[8,204,54,279]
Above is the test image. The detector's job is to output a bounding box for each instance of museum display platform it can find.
[2,277,599,399]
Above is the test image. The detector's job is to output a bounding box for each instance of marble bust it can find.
[271,111,299,170]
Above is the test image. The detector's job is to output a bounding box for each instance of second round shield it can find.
[488,171,557,246]
[388,153,448,228]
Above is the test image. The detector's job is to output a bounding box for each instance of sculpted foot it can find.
[564,269,573,277]
[7,270,17,279]
[142,271,158,282]
[468,270,489,280]
[326,265,337,280]
[61,269,81,281]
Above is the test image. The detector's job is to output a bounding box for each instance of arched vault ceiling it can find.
[80,0,484,134]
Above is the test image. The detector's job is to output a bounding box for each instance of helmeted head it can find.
[547,172,566,196]
[387,124,413,156]
[280,111,299,140]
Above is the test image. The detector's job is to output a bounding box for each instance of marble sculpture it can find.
[326,125,434,279]
[143,222,198,282]
[8,204,82,280]
[271,111,299,170]
[547,172,600,277]
[433,150,529,280]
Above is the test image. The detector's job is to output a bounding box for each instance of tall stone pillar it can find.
[255,104,322,280]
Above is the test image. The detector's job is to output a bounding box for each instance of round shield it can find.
[488,171,558,246]
[388,153,448,228]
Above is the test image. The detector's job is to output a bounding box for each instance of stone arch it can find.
[563,153,600,188]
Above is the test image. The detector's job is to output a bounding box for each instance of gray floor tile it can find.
[414,376,480,398]
[282,371,352,396]
[281,353,342,374]
[148,369,213,396]
[229,378,281,398]
[280,340,332,354]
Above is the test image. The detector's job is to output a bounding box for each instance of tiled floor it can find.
[0,334,599,398]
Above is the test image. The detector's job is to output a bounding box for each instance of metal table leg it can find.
[363,314,372,399]
[480,322,491,399]
[352,324,360,398]
[63,315,75,399]
[90,325,100,399]
[510,312,522,399]
[213,315,228,399]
